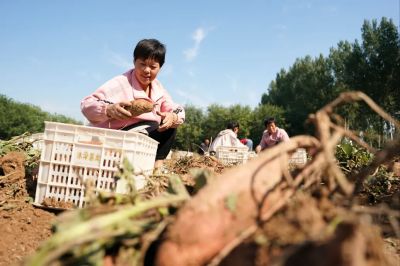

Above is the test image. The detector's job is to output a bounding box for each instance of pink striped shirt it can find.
[259,127,290,150]
[80,69,185,129]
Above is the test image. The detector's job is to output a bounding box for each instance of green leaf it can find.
[224,193,237,214]
[190,168,208,191]
[340,143,353,156]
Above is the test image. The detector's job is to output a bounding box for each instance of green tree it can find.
[261,17,399,147]
[329,40,362,129]
[261,55,337,135]
[202,104,231,142]
[329,18,400,145]
[202,104,253,143]
[174,104,205,151]
[226,104,253,138]
[0,94,82,140]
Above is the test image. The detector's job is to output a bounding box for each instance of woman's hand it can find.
[106,101,132,120]
[157,111,178,132]
[255,145,262,154]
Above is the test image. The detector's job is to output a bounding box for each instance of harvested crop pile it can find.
[167,154,226,175]
[126,98,154,116]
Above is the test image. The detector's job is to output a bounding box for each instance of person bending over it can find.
[240,138,253,151]
[209,121,247,153]
[198,138,210,155]
[255,117,289,153]
[81,38,185,171]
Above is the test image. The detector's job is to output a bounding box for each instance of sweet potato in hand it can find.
[126,99,154,116]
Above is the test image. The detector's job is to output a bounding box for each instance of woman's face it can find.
[267,122,277,134]
[134,58,161,89]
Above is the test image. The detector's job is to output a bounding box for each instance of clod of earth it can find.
[0,151,25,176]
[41,197,75,210]
[0,151,26,201]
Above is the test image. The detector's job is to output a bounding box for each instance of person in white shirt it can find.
[209,121,247,153]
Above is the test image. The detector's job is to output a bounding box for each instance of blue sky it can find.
[0,0,399,122]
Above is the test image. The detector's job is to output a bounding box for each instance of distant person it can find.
[240,138,253,151]
[209,121,247,153]
[198,138,210,155]
[255,117,289,153]
[80,39,185,172]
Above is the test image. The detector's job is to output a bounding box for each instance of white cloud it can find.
[183,27,208,61]
[183,47,198,61]
[193,28,206,43]
[175,88,207,107]
[108,51,132,69]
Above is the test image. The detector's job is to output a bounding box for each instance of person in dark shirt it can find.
[198,138,210,155]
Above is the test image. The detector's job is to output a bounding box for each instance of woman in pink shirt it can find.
[81,39,185,171]
[255,117,289,153]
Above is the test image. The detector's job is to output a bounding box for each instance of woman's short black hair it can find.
[133,39,166,67]
[264,117,276,127]
[227,121,240,130]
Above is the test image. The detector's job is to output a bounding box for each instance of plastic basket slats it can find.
[289,148,307,166]
[215,146,249,165]
[34,121,158,208]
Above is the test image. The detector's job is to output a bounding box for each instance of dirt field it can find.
[0,202,54,265]
[0,152,55,266]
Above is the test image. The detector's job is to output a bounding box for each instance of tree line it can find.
[177,18,400,150]
[1,18,398,150]
[0,94,82,140]
[262,18,399,147]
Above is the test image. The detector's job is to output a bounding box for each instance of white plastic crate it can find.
[215,146,249,165]
[289,148,307,166]
[34,121,158,208]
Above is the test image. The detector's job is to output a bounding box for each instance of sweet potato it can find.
[153,157,282,265]
[153,137,318,266]
[126,99,154,117]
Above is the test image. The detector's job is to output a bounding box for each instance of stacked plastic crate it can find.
[289,148,308,166]
[215,146,250,165]
[34,122,158,208]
